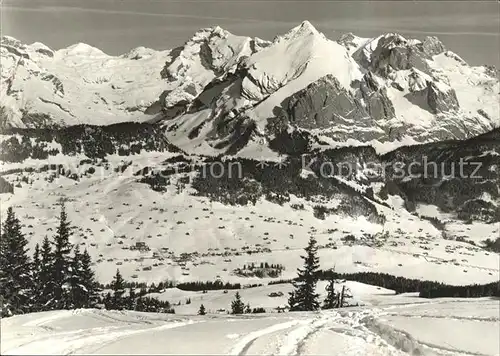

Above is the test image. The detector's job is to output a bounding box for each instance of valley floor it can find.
[2,297,498,356]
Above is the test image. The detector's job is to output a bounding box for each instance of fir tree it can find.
[79,249,99,308]
[31,243,42,311]
[38,236,54,310]
[128,288,137,310]
[135,296,145,312]
[245,303,251,314]
[50,203,73,309]
[231,292,245,314]
[198,304,206,315]
[322,278,337,309]
[288,236,320,311]
[103,292,112,310]
[0,207,32,316]
[110,269,126,310]
[32,243,41,272]
[287,291,298,310]
[68,246,86,308]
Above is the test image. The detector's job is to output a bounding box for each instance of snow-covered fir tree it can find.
[198,304,206,315]
[50,203,74,310]
[68,246,86,308]
[288,235,320,311]
[37,236,54,311]
[128,288,137,310]
[79,249,99,308]
[110,269,126,310]
[0,207,33,316]
[231,292,245,314]
[31,243,42,311]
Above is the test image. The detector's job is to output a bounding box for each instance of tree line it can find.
[101,269,175,313]
[317,270,499,298]
[176,280,241,291]
[0,123,177,163]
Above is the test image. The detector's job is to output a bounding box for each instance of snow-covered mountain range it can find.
[2,22,499,155]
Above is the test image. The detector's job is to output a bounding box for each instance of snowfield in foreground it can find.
[2,296,498,356]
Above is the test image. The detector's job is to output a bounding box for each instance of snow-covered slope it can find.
[0,21,498,296]
[2,297,499,355]
[0,139,498,285]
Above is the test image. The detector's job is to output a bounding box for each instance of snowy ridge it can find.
[0,36,171,127]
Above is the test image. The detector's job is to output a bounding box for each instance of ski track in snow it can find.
[227,320,301,355]
[3,310,201,355]
[79,319,202,355]
[227,310,406,356]
[227,307,491,356]
[278,313,336,355]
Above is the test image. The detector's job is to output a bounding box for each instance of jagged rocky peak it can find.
[191,25,230,40]
[421,36,446,56]
[122,46,158,60]
[274,20,321,41]
[158,26,269,111]
[237,20,357,102]
[1,36,55,60]
[161,25,266,81]
[28,42,54,57]
[1,36,30,60]
[352,33,447,78]
[353,33,428,75]
[337,33,367,53]
[1,35,24,48]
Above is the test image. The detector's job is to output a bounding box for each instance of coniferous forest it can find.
[317,270,500,298]
[0,204,175,317]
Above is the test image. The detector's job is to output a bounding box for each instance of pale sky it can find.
[2,0,499,66]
